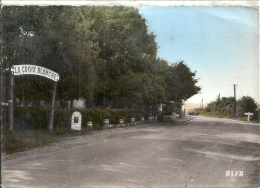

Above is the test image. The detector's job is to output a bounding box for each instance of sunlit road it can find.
[2,116,260,187]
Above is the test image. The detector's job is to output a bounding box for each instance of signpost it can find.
[10,65,60,133]
[244,112,253,122]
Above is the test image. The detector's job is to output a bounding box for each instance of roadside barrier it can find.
[103,119,110,128]
[87,121,93,131]
[119,119,125,127]
[130,118,136,125]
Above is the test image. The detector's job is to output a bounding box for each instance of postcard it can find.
[1,1,259,187]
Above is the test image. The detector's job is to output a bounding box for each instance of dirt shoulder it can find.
[2,122,160,160]
[2,117,195,161]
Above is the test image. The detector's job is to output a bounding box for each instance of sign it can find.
[11,65,60,82]
[71,111,82,130]
[244,112,253,122]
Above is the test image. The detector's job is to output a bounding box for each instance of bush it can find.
[14,107,48,130]
[2,127,55,154]
[237,96,258,120]
[10,107,145,133]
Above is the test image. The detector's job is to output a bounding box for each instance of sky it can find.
[137,6,259,105]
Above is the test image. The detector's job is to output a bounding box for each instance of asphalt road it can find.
[2,116,260,188]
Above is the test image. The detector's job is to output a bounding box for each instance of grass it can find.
[196,111,258,122]
[2,128,56,155]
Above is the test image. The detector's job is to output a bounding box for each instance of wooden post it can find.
[234,84,237,118]
[8,73,14,131]
[48,81,57,133]
[10,65,60,133]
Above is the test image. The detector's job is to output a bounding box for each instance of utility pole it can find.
[8,73,14,131]
[234,84,237,118]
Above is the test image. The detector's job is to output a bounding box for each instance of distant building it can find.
[184,103,207,115]
[72,99,86,109]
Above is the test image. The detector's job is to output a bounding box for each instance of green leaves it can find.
[237,96,258,118]
[3,6,101,101]
[3,6,201,108]
[206,95,257,119]
[164,61,201,104]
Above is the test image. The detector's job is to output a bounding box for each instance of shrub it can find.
[2,127,55,154]
[10,107,145,132]
[14,107,48,130]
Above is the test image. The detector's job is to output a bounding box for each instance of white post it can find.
[244,112,253,122]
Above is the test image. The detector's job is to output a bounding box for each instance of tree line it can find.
[203,95,258,120]
[2,6,201,109]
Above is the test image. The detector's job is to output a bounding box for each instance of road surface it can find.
[2,116,260,187]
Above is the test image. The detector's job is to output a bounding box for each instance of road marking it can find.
[226,171,243,177]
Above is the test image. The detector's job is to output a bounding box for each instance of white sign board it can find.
[71,111,82,130]
[11,65,60,81]
[244,112,253,122]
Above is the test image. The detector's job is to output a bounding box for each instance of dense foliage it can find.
[2,6,201,108]
[237,96,258,119]
[204,95,258,120]
[2,106,145,131]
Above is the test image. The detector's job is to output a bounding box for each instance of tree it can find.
[2,6,201,111]
[206,95,235,116]
[164,61,201,106]
[2,6,101,102]
[84,6,160,106]
[205,95,258,119]
[237,96,257,119]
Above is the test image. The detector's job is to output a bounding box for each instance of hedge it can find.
[2,107,145,131]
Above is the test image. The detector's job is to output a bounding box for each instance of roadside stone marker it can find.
[131,118,135,124]
[71,111,82,130]
[244,112,253,122]
[87,121,93,131]
[119,119,124,126]
[103,119,109,128]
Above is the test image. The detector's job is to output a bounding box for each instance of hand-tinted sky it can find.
[137,6,259,105]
